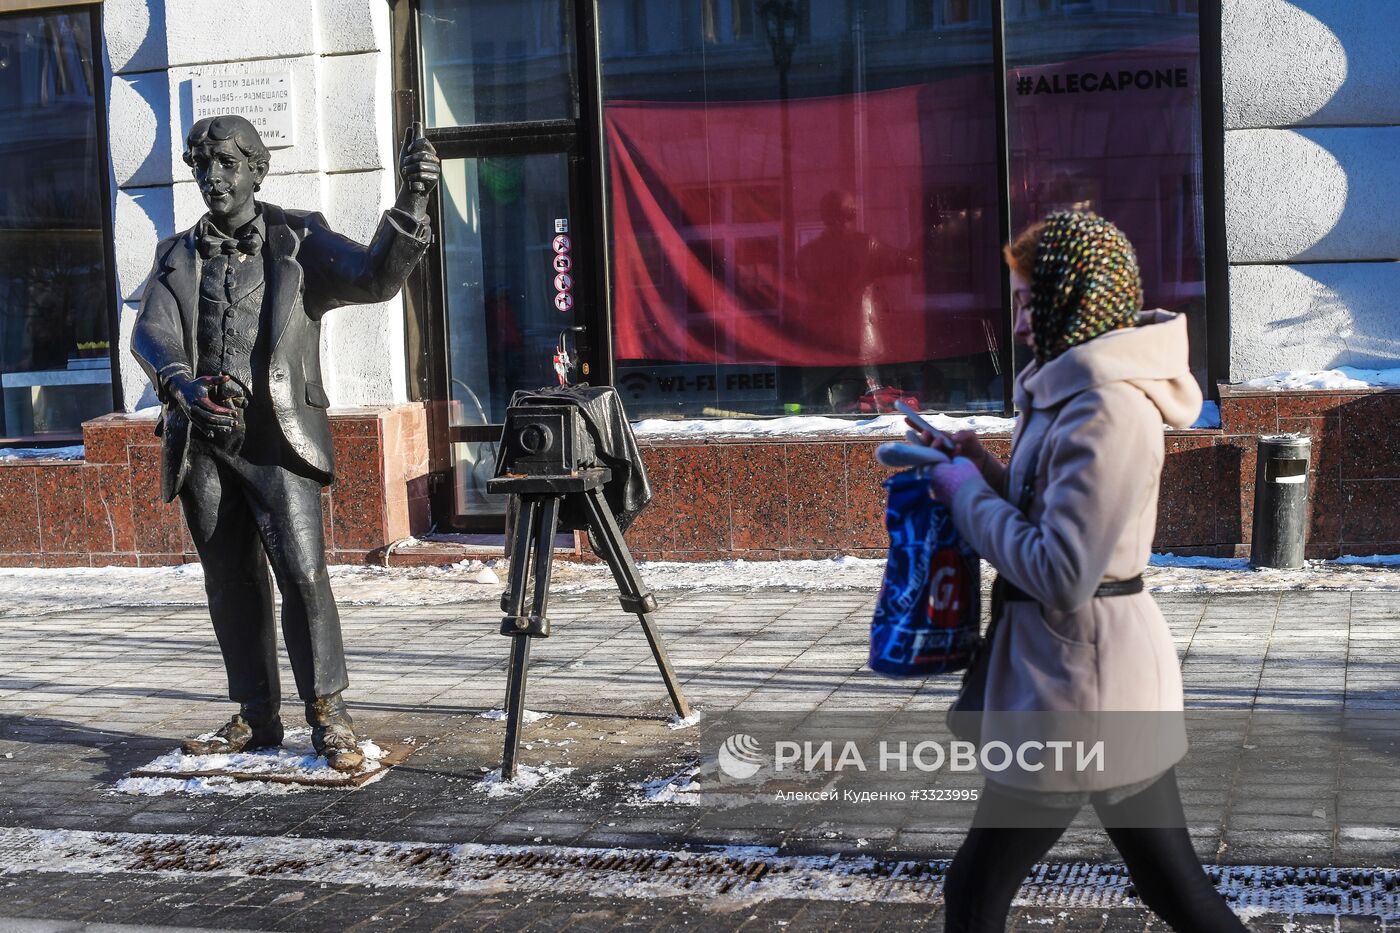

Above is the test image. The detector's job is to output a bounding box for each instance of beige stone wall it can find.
[103,0,408,411]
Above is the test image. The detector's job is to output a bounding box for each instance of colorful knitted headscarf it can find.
[1029,211,1143,364]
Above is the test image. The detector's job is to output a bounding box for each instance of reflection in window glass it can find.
[0,10,111,439]
[420,0,576,128]
[438,154,576,515]
[1005,4,1208,389]
[600,0,1004,419]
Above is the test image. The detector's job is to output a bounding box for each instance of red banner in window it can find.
[605,37,1203,369]
[606,79,1002,367]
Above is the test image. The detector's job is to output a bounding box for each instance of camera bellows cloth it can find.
[869,468,981,677]
[502,385,652,532]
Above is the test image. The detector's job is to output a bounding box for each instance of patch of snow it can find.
[477,708,551,724]
[668,710,704,730]
[5,826,1399,916]
[475,764,575,798]
[1145,554,1400,593]
[1232,906,1272,921]
[632,768,705,806]
[1150,553,1250,571]
[114,775,305,796]
[112,727,388,796]
[631,413,1017,439]
[0,444,84,461]
[1239,366,1400,391]
[5,549,1400,619]
[1333,554,1400,567]
[552,557,887,595]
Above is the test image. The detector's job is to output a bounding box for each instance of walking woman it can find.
[889,212,1246,931]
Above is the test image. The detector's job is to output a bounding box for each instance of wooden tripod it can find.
[486,467,691,779]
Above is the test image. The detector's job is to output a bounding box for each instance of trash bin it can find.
[1249,434,1312,569]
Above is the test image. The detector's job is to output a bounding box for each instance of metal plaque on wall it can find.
[191,73,295,148]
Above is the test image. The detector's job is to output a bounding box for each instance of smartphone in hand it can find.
[893,399,954,453]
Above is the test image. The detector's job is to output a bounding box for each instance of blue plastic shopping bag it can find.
[869,468,981,677]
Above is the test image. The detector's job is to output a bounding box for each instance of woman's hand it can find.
[929,457,981,504]
[951,429,1008,490]
[951,430,990,470]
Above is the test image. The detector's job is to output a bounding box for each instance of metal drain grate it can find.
[0,826,1397,917]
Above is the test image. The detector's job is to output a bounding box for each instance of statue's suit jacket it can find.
[132,201,429,502]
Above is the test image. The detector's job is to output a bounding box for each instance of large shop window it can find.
[597,0,1208,418]
[1005,0,1209,386]
[0,7,113,440]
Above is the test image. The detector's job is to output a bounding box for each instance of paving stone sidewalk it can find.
[0,586,1397,930]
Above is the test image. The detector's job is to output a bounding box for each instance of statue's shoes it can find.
[181,714,284,756]
[313,723,364,773]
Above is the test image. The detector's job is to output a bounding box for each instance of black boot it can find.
[182,704,283,756]
[307,693,364,772]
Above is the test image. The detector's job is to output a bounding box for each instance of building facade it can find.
[0,0,1396,564]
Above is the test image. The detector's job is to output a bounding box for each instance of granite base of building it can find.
[622,386,1400,563]
[1,388,1395,567]
[0,406,431,567]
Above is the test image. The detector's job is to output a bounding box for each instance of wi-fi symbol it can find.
[617,373,651,397]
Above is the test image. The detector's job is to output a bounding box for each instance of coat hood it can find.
[1014,310,1203,428]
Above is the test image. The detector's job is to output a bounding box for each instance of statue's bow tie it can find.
[197,228,263,260]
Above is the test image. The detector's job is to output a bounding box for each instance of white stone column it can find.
[104,0,408,410]
[1221,0,1400,380]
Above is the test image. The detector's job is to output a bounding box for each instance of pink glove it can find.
[929,456,981,503]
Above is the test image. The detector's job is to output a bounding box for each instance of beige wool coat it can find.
[948,310,1203,793]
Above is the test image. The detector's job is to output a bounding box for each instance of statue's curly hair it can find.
[182,115,271,176]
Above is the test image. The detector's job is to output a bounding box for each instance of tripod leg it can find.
[500,496,539,780]
[502,497,537,621]
[501,634,532,780]
[528,497,560,626]
[581,488,692,720]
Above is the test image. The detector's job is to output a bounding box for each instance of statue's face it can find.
[188,137,265,220]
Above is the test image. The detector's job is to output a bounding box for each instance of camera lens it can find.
[520,424,552,454]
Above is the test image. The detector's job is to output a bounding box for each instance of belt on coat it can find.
[996,575,1145,602]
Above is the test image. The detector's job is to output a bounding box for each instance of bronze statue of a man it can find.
[132,115,440,770]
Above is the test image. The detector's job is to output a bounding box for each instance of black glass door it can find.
[397,0,605,529]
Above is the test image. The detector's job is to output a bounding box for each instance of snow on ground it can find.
[1239,366,1400,391]
[112,774,307,796]
[475,764,576,799]
[1334,553,1400,567]
[631,412,1017,438]
[7,826,1397,917]
[1145,553,1400,592]
[112,728,389,796]
[0,444,83,461]
[477,708,552,724]
[3,553,1400,619]
[632,403,1223,438]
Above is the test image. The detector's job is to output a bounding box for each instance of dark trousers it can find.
[179,439,348,720]
[944,769,1247,932]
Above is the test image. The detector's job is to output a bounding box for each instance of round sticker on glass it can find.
[554,291,574,312]
[554,272,574,292]
[552,234,571,254]
[552,253,572,273]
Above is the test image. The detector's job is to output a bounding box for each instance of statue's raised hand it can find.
[396,121,440,220]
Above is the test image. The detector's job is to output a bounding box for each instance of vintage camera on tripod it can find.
[496,402,599,479]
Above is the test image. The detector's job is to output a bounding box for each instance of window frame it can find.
[0,0,101,12]
[0,0,120,445]
[393,0,1228,429]
[390,0,613,529]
